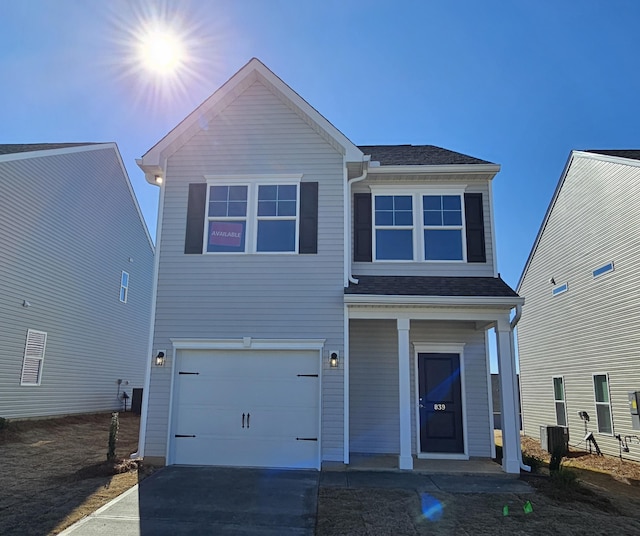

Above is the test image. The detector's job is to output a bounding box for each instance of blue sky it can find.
[2,0,639,292]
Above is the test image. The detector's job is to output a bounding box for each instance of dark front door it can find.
[418,353,464,454]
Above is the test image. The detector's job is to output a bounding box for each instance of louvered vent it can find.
[21,330,47,385]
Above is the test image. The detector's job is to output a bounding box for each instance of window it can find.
[371,190,466,262]
[593,374,613,434]
[553,377,567,426]
[593,262,614,278]
[21,330,47,386]
[205,180,299,254]
[120,271,129,303]
[423,195,463,260]
[552,283,568,296]
[374,195,413,260]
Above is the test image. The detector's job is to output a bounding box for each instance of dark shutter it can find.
[353,193,372,262]
[299,182,318,254]
[464,193,486,263]
[184,183,207,254]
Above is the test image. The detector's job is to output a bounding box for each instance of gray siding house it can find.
[518,150,640,462]
[0,143,154,419]
[137,59,524,473]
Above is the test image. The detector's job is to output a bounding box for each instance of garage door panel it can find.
[171,349,321,469]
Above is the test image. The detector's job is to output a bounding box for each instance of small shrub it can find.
[522,453,544,473]
[550,467,579,490]
[107,412,119,462]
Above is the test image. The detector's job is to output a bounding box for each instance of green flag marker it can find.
[523,501,533,514]
[502,505,509,516]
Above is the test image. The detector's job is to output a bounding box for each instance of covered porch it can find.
[343,276,524,474]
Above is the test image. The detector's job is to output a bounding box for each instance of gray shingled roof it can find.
[584,149,640,162]
[0,143,97,156]
[357,145,494,166]
[345,275,518,297]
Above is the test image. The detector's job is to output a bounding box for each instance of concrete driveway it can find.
[60,467,319,535]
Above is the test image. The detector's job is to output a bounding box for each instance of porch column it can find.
[496,315,521,474]
[397,318,413,470]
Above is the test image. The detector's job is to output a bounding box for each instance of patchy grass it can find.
[0,412,156,535]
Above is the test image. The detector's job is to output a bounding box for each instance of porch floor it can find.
[323,454,504,475]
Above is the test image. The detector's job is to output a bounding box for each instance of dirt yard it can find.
[2,416,640,535]
[0,412,154,536]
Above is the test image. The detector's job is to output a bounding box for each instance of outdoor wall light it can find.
[154,175,163,184]
[329,351,339,368]
[155,351,165,367]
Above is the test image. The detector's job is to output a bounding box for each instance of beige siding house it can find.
[0,143,154,419]
[137,59,524,473]
[518,150,640,462]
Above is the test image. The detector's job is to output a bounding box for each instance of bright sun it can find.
[139,30,185,74]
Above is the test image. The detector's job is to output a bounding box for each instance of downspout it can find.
[347,157,370,285]
[509,303,530,472]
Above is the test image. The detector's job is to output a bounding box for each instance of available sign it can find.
[209,222,244,247]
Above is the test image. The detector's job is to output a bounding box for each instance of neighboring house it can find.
[136,58,524,473]
[0,143,154,419]
[491,374,521,430]
[518,150,640,462]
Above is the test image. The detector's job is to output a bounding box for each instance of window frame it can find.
[372,193,415,261]
[369,186,467,263]
[20,329,47,386]
[203,175,302,255]
[593,261,614,279]
[120,271,129,303]
[552,376,568,427]
[551,282,568,296]
[592,373,614,435]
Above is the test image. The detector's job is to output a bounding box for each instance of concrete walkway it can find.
[60,466,532,535]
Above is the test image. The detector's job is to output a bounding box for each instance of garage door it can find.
[170,349,320,469]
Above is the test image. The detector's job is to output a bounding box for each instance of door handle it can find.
[247,413,250,428]
[242,413,245,428]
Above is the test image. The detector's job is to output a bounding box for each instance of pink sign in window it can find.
[209,222,244,247]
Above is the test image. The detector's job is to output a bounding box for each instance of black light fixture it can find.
[329,351,339,368]
[155,351,165,367]
[154,175,163,184]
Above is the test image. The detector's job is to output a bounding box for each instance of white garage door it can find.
[170,349,320,469]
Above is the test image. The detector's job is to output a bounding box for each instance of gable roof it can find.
[346,275,518,297]
[0,143,97,156]
[138,58,364,183]
[584,149,640,161]
[359,145,493,166]
[517,149,640,291]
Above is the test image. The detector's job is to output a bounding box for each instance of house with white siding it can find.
[518,150,640,462]
[136,58,524,473]
[0,143,154,419]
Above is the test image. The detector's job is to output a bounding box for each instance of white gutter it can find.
[346,157,370,285]
[509,303,530,472]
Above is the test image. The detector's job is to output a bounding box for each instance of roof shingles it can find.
[0,143,97,156]
[357,145,493,166]
[345,275,518,298]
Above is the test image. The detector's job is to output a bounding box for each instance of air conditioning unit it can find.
[540,425,569,456]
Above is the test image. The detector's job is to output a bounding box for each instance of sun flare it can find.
[139,30,185,74]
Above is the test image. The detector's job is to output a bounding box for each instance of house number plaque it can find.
[433,404,446,411]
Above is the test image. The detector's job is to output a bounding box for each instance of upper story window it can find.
[551,282,568,296]
[205,179,299,254]
[593,261,614,278]
[120,271,129,303]
[369,189,467,262]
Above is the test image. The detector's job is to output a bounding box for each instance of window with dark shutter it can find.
[464,193,486,263]
[184,183,207,254]
[299,182,318,254]
[353,193,372,262]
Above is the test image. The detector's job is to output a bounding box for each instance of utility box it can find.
[629,391,640,430]
[540,425,569,456]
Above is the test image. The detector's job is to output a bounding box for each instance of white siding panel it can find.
[0,148,154,419]
[145,80,345,461]
[518,155,640,461]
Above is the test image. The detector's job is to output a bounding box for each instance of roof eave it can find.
[367,163,501,176]
[344,294,524,306]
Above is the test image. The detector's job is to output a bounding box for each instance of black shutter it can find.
[184,183,207,254]
[299,182,318,254]
[464,192,486,263]
[353,193,372,262]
